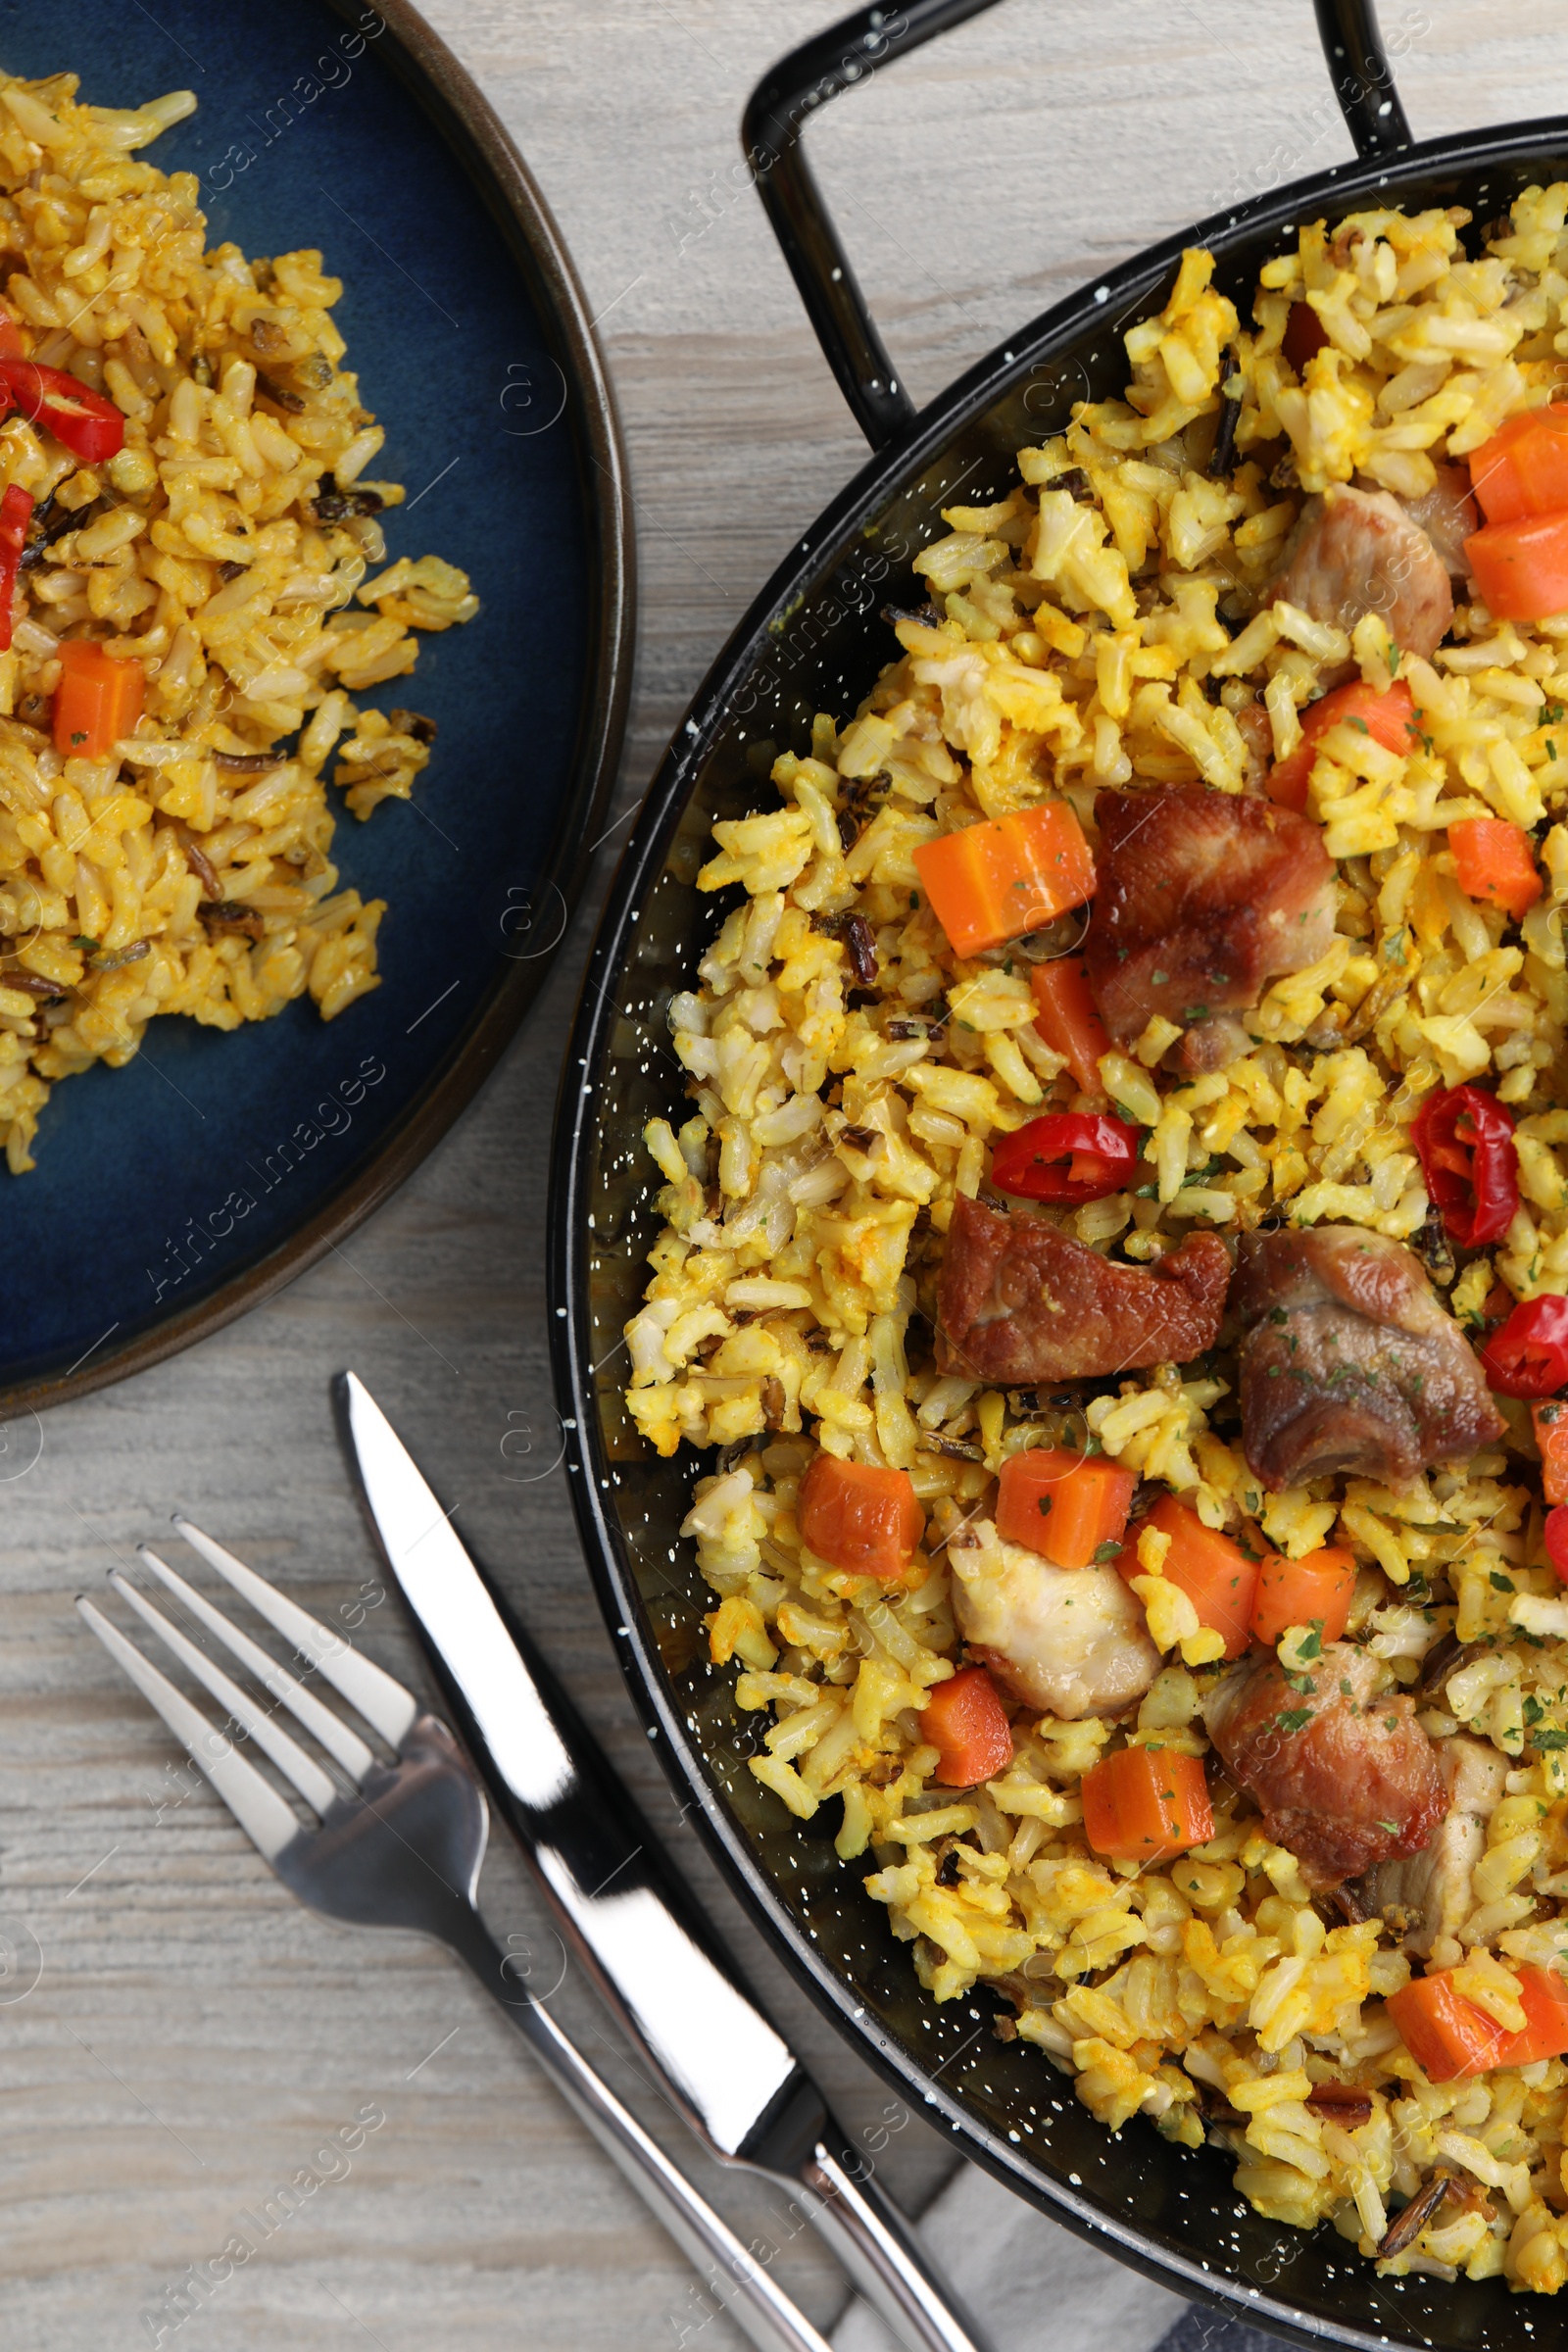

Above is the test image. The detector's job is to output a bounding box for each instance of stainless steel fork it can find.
[78,1524,836,2352]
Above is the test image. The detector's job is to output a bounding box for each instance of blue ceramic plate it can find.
[0,0,631,1408]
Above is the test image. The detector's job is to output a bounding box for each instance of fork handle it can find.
[784,2139,989,2352]
[447,1919,835,2352]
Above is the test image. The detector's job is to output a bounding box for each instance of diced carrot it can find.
[995,1448,1136,1570]
[53,638,144,760]
[1283,301,1330,374]
[1465,509,1568,621]
[1448,816,1542,921]
[1388,1964,1568,2082]
[1029,954,1111,1100]
[1498,1965,1568,2066]
[913,802,1096,959]
[1250,1545,1357,1649]
[1266,679,1418,813]
[1118,1493,1258,1659]
[1081,1745,1213,1864]
[1468,406,1568,525]
[797,1452,923,1580]
[1387,1973,1509,2082]
[1534,1399,1568,1506]
[919,1665,1014,1788]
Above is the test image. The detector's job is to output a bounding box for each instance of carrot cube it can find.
[1250,1545,1357,1649]
[1081,1745,1212,1863]
[1468,406,1568,525]
[995,1448,1135,1570]
[919,1665,1014,1788]
[54,638,144,760]
[913,802,1095,959]
[1118,1493,1257,1659]
[1448,816,1542,921]
[797,1452,923,1580]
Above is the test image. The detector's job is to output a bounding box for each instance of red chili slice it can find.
[0,483,33,654]
[1481,1295,1568,1399]
[1546,1504,1568,1585]
[990,1112,1142,1203]
[0,358,123,465]
[1411,1083,1518,1250]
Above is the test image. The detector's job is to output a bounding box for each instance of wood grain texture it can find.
[4,3,1565,2345]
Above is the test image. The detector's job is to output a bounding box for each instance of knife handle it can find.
[782,2133,992,2352]
[446,1910,837,2352]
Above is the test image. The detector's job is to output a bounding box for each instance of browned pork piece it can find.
[1234,1226,1504,1491]
[935,1195,1230,1384]
[1084,786,1336,1075]
[1358,1733,1509,1955]
[1204,1642,1446,1888]
[1262,482,1452,660]
[1399,463,1479,581]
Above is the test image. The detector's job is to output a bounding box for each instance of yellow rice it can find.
[0,65,478,1173]
[623,187,1568,2293]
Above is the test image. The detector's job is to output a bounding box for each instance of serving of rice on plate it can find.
[0,65,477,1175]
[624,190,1568,2295]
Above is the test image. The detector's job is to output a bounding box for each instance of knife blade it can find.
[334,1370,989,2352]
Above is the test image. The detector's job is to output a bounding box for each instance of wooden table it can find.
[5,4,1560,2344]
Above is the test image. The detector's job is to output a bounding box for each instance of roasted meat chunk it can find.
[1399,463,1479,581]
[935,1195,1230,1384]
[1263,482,1452,661]
[950,1524,1159,1719]
[1084,786,1336,1075]
[1359,1733,1509,1955]
[1234,1226,1504,1491]
[1203,1642,1446,1888]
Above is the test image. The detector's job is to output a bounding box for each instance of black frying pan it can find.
[551,8,1557,2343]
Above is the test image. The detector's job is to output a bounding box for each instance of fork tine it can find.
[77,1596,301,1862]
[172,1514,417,1750]
[136,1545,377,1784]
[108,1571,339,1820]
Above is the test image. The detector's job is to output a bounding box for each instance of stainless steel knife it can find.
[335,1370,989,2352]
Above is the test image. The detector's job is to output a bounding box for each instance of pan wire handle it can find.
[1312,0,1413,160]
[741,0,1005,453]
